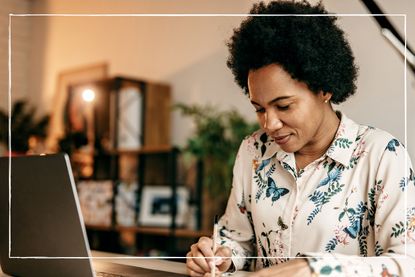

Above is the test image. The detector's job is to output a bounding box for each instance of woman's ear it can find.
[322,91,332,103]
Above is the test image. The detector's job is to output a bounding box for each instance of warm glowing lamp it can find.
[82,88,95,102]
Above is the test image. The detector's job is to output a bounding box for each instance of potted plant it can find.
[176,103,258,230]
[0,100,50,155]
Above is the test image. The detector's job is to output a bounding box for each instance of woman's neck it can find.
[295,110,340,170]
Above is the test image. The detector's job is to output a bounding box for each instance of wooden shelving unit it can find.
[68,76,204,256]
[86,224,210,238]
[103,145,173,156]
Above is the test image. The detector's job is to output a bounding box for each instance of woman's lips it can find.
[273,134,291,145]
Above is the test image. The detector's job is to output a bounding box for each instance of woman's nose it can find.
[263,111,283,133]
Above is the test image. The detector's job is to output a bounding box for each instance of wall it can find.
[16,0,415,159]
[27,0,255,148]
[325,0,415,161]
[0,0,32,111]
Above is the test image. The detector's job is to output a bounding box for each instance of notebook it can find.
[0,154,187,277]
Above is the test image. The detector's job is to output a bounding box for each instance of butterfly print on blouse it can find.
[266,177,289,205]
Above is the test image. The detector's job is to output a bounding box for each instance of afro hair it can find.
[226,0,358,104]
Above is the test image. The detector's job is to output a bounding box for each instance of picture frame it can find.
[64,80,112,178]
[115,84,144,150]
[115,181,138,227]
[47,63,108,152]
[138,186,189,227]
[77,180,114,227]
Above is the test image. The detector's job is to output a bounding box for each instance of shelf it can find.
[86,224,211,238]
[96,145,175,156]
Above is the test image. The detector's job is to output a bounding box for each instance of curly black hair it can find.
[226,0,358,104]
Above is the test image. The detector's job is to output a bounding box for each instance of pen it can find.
[211,215,219,277]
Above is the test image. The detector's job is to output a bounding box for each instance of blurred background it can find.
[0,0,414,258]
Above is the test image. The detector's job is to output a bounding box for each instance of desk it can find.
[92,250,187,275]
[1,251,250,276]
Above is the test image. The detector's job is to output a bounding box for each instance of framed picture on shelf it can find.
[115,84,144,150]
[77,180,114,226]
[138,186,189,227]
[64,80,112,178]
[115,181,138,227]
[48,63,108,151]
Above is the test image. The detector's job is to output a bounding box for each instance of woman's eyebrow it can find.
[250,96,293,106]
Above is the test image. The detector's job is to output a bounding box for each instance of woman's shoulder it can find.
[355,123,405,155]
[338,113,403,153]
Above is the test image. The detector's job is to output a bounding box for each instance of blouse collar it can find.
[256,112,359,167]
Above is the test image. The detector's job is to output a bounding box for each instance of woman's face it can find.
[248,64,330,154]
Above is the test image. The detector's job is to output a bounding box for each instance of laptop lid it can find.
[0,153,95,277]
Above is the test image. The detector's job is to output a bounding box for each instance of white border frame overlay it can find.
[8,13,409,261]
[139,186,189,227]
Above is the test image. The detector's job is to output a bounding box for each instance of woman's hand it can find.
[186,236,233,276]
[250,258,312,277]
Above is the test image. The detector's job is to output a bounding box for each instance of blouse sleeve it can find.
[216,139,256,271]
[303,141,415,276]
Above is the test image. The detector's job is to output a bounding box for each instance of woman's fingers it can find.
[187,269,204,277]
[203,272,223,277]
[186,251,206,276]
[186,237,233,275]
[189,239,212,272]
[197,236,215,257]
[196,237,216,270]
[214,246,232,272]
[215,245,232,261]
[187,268,205,277]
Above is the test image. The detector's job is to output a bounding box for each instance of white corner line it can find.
[8,12,408,260]
[8,13,406,17]
[8,13,12,259]
[403,14,408,258]
[9,255,409,260]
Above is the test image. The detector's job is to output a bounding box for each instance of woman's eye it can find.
[255,107,265,113]
[277,105,290,111]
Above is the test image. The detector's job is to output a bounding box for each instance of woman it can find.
[186,1,415,276]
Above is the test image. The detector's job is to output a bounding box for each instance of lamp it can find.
[82,88,95,103]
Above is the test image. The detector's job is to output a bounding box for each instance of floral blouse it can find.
[217,112,415,276]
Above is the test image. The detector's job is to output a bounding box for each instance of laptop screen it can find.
[0,154,95,277]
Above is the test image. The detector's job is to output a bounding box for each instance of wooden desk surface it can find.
[1,251,250,276]
[91,250,188,274]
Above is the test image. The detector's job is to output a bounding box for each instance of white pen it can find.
[211,215,219,277]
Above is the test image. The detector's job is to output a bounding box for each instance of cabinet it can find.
[65,76,170,180]
[66,76,206,256]
[89,147,209,256]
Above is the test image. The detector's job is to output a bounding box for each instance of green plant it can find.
[175,103,259,197]
[0,100,50,153]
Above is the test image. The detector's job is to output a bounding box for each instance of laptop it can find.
[0,153,187,277]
